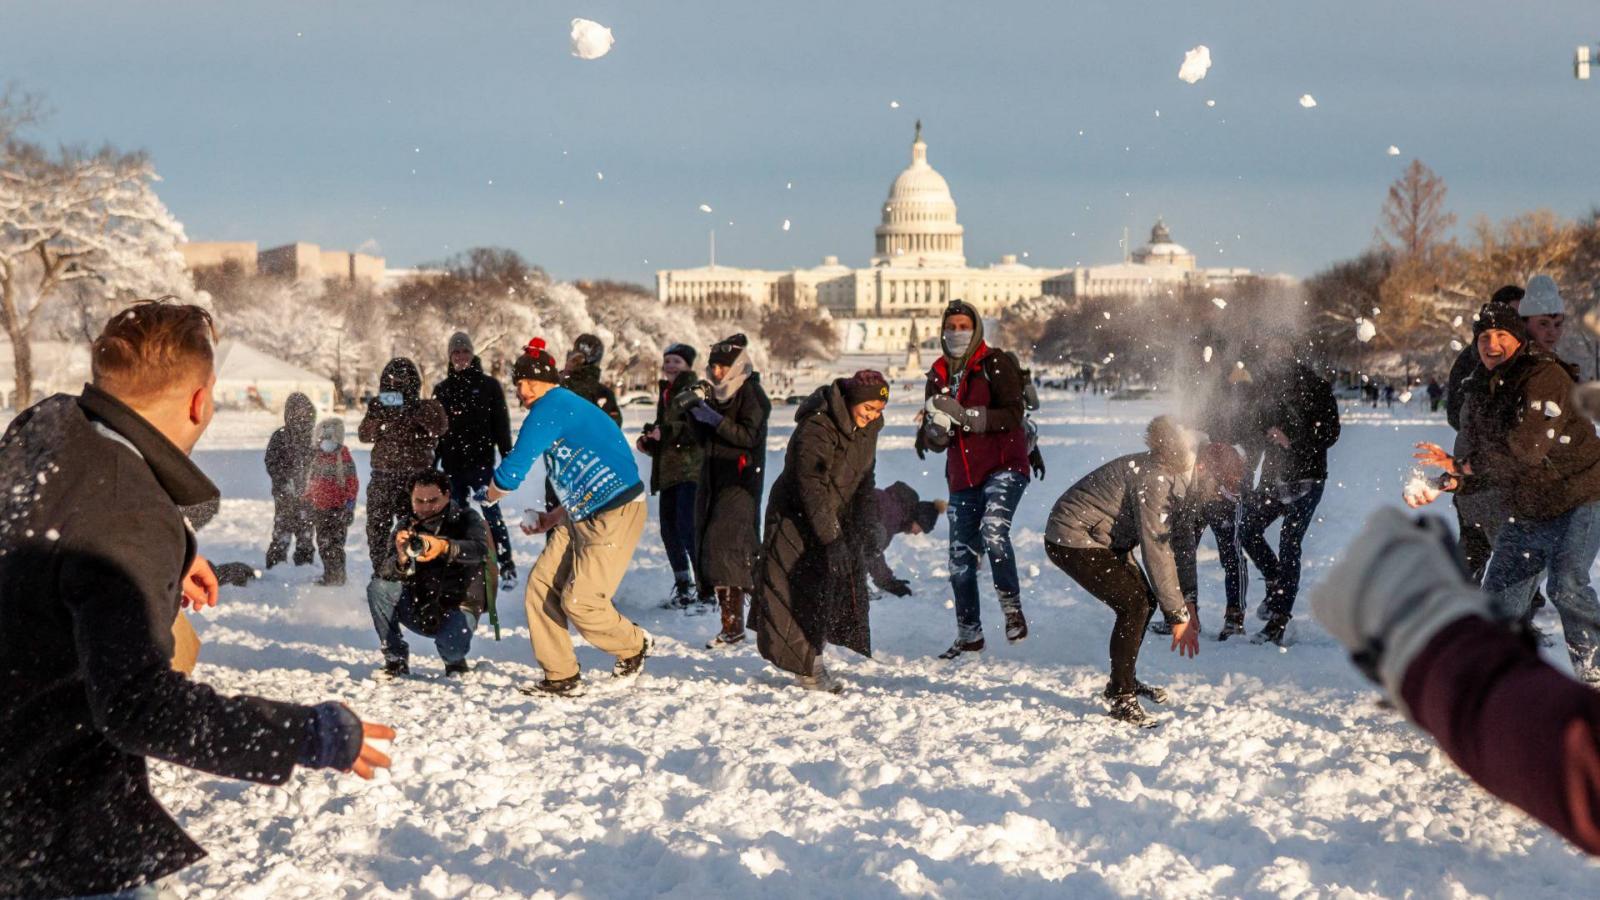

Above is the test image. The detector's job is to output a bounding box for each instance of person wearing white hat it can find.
[1520,274,1567,355]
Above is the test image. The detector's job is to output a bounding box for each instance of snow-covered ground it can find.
[158,393,1598,898]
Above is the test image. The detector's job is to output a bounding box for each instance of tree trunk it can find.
[0,281,34,411]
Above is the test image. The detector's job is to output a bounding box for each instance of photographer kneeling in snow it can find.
[1314,508,1600,856]
[487,339,652,696]
[1044,418,1238,726]
[751,370,889,692]
[0,300,392,898]
[366,470,493,678]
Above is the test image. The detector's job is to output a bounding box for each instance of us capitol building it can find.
[655,122,1267,354]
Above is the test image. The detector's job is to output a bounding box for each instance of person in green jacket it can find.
[635,343,706,608]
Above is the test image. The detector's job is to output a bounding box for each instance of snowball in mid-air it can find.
[1387,145,1401,156]
[1179,45,1212,84]
[698,204,713,213]
[1211,297,1228,309]
[1206,99,1217,108]
[570,18,615,60]
[1299,94,1318,108]
[890,100,900,109]
[1355,318,1377,343]
[1203,345,1214,363]
[1399,390,1413,404]
[1450,339,1464,352]
[782,219,791,231]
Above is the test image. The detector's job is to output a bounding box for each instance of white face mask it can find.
[320,439,339,453]
[943,329,973,356]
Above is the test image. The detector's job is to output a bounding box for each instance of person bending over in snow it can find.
[1314,508,1600,855]
[264,390,316,568]
[366,470,493,678]
[0,300,392,898]
[1043,419,1238,726]
[751,371,889,692]
[864,481,946,598]
[304,417,359,586]
[487,339,652,696]
[916,300,1034,658]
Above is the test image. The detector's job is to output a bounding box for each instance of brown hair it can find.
[91,298,217,401]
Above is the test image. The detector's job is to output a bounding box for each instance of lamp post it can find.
[1578,45,1598,80]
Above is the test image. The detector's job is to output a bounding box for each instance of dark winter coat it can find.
[866,481,919,587]
[690,373,772,591]
[264,391,316,497]
[1457,345,1600,520]
[0,386,322,897]
[1256,363,1341,483]
[1445,342,1481,431]
[752,381,882,675]
[433,358,512,474]
[642,370,703,493]
[378,500,493,626]
[916,302,1030,493]
[360,358,450,474]
[1044,419,1200,620]
[563,362,623,427]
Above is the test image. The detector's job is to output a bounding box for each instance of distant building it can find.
[655,123,1284,354]
[180,240,384,286]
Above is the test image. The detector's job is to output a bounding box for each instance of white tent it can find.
[0,340,92,409]
[213,340,335,412]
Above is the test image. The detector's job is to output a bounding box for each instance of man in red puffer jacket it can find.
[916,299,1032,658]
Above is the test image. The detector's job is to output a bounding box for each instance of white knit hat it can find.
[1520,275,1565,318]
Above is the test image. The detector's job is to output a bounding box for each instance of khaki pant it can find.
[524,499,646,679]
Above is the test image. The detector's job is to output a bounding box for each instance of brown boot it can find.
[706,588,746,648]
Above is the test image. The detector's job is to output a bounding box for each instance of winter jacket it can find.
[563,362,623,427]
[866,481,919,587]
[0,386,326,897]
[1402,615,1600,855]
[359,358,450,475]
[1045,420,1200,621]
[305,419,359,513]
[916,302,1030,493]
[493,386,644,522]
[264,391,316,498]
[1256,363,1341,483]
[377,500,493,624]
[1457,345,1600,521]
[433,358,512,474]
[689,372,772,591]
[642,370,703,493]
[1445,342,1481,431]
[752,381,882,675]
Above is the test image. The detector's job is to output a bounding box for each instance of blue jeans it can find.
[1239,479,1325,619]
[366,578,478,665]
[1196,498,1246,615]
[446,465,515,571]
[659,481,698,583]
[1483,500,1600,679]
[948,470,1027,642]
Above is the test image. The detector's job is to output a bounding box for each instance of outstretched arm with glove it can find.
[1312,508,1600,855]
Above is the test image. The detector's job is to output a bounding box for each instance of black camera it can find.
[400,533,429,577]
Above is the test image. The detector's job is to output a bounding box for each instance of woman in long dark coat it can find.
[751,371,890,691]
[686,333,773,647]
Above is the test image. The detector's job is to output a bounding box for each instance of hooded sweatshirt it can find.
[1045,417,1201,618]
[359,358,450,474]
[919,300,1030,492]
[265,392,316,496]
[305,419,359,511]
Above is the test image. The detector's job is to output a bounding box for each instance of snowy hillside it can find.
[160,393,1599,898]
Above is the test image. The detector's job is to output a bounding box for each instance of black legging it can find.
[1195,498,1245,616]
[1047,542,1155,695]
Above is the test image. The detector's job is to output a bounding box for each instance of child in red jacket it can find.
[304,418,359,585]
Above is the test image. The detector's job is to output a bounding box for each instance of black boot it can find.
[521,674,584,697]
[1218,608,1246,640]
[1106,692,1155,727]
[1103,680,1168,704]
[938,637,985,659]
[614,633,653,678]
[380,658,409,678]
[1001,595,1028,643]
[1252,614,1290,646]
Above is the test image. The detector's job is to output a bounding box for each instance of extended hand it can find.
[350,721,396,780]
[181,554,219,610]
[1412,442,1458,474]
[1170,619,1200,658]
[484,484,508,505]
[879,578,913,597]
[416,535,449,563]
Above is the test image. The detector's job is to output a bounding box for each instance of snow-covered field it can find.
[159,393,1598,898]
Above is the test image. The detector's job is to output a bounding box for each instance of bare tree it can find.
[1462,209,1578,298]
[1380,159,1456,261]
[760,305,839,367]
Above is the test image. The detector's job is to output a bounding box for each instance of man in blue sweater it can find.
[487,338,651,696]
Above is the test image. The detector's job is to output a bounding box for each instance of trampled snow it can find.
[144,395,1599,897]
[569,18,615,60]
[1178,46,1212,84]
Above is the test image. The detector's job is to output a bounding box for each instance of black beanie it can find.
[709,333,749,367]
[1490,285,1526,307]
[1472,302,1528,341]
[913,500,942,535]
[512,338,562,384]
[841,369,890,406]
[573,333,605,366]
[664,343,697,366]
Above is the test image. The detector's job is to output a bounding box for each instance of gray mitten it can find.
[1310,508,1491,718]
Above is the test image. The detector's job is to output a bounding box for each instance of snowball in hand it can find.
[1178,45,1212,84]
[1355,318,1377,343]
[1299,94,1318,108]
[570,18,615,60]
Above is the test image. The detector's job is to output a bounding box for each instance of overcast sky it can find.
[5,1,1598,282]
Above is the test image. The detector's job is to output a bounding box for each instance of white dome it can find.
[873,121,965,268]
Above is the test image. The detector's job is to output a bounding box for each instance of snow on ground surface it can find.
[157,392,1598,898]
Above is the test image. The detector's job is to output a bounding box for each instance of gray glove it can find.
[930,395,989,433]
[1310,508,1491,719]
